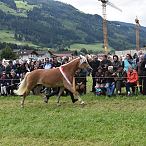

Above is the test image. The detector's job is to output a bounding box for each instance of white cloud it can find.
[57,0,146,27]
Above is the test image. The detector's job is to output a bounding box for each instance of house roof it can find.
[15,50,47,56]
[48,50,73,57]
[15,49,74,58]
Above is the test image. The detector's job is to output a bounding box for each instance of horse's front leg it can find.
[56,87,64,106]
[64,83,85,105]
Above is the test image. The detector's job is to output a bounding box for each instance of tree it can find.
[73,50,78,56]
[0,46,17,60]
[80,48,88,54]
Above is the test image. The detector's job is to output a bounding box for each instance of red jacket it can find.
[127,70,138,83]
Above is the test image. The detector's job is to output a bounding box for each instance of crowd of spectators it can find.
[0,51,146,97]
[89,51,144,96]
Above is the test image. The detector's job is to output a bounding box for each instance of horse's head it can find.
[79,55,92,71]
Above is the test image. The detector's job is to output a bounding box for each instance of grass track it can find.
[1,94,146,146]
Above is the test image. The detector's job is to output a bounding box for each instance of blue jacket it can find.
[123,59,136,72]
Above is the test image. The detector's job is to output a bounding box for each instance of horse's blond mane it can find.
[61,55,87,67]
[61,57,80,67]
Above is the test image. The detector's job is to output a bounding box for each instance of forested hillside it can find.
[0,0,146,51]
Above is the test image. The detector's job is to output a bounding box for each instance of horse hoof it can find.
[21,105,24,108]
[72,99,78,103]
[43,96,48,103]
[81,101,85,105]
[44,100,48,104]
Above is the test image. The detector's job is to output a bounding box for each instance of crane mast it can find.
[98,0,122,54]
[102,2,108,54]
[135,17,140,51]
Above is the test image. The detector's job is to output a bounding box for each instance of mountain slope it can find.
[0,0,146,51]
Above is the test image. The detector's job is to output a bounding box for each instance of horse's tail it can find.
[14,72,30,95]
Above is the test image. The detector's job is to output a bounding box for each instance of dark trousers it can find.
[116,80,122,93]
[92,73,96,92]
[9,84,17,95]
[106,82,115,96]
[143,77,146,95]
[139,76,143,94]
[116,80,125,93]
[126,82,137,94]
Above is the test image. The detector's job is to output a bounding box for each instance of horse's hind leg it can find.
[21,90,29,108]
[21,83,34,107]
[21,95,26,108]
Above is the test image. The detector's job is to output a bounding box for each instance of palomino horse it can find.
[14,55,92,107]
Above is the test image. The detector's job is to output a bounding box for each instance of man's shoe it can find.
[127,91,131,96]
[117,91,121,95]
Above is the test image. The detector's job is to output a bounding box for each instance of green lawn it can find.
[1,95,146,146]
[0,2,26,17]
[15,0,37,11]
[0,0,38,17]
[0,30,109,51]
[0,30,40,48]
[68,43,114,53]
[69,43,104,52]
[0,75,146,146]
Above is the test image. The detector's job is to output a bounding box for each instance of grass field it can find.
[15,0,36,11]
[69,43,103,52]
[69,43,114,53]
[1,77,146,146]
[0,0,37,17]
[0,29,111,52]
[0,2,26,17]
[0,30,41,48]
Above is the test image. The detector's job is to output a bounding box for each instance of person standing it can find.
[137,55,144,94]
[0,60,5,75]
[100,55,112,72]
[44,58,53,69]
[122,54,136,72]
[112,55,121,72]
[140,54,146,95]
[89,55,100,92]
[9,70,20,95]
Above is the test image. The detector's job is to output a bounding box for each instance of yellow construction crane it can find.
[135,16,140,51]
[98,0,122,54]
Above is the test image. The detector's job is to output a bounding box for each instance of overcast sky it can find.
[57,0,146,27]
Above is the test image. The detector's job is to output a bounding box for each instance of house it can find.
[115,48,146,56]
[48,50,74,58]
[15,49,74,60]
[15,50,50,60]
